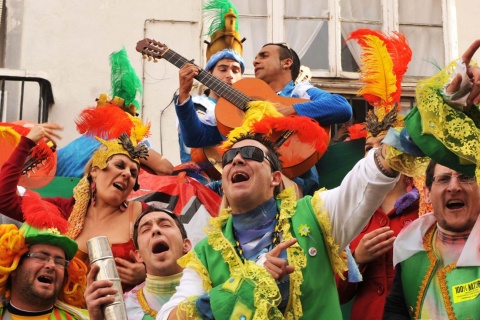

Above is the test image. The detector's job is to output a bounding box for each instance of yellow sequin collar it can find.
[207,187,306,319]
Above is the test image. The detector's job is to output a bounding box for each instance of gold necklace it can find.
[136,288,158,318]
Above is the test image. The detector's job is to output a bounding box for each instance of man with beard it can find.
[0,192,88,319]
[85,206,191,319]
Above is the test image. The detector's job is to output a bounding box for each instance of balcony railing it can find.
[0,68,54,123]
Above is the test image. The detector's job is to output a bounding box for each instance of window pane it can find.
[399,0,442,24]
[285,0,328,17]
[341,23,381,72]
[231,0,268,70]
[401,25,444,77]
[285,20,329,69]
[339,0,382,72]
[340,0,381,21]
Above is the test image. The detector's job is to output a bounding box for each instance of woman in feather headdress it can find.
[0,48,161,297]
[335,29,420,320]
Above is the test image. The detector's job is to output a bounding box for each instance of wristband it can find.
[374,148,398,178]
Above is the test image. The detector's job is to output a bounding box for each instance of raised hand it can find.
[178,63,202,104]
[353,226,395,265]
[262,238,297,281]
[446,39,480,106]
[25,122,63,145]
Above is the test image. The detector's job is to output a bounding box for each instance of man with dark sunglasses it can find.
[158,132,401,319]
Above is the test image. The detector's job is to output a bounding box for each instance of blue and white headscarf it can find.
[205,49,245,74]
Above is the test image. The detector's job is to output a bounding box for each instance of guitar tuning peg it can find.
[148,56,152,61]
[142,54,147,60]
[153,58,158,63]
[31,168,36,174]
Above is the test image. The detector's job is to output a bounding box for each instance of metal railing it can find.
[0,68,54,123]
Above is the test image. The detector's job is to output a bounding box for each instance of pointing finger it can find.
[268,238,297,258]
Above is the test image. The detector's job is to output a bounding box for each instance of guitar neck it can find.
[162,49,251,111]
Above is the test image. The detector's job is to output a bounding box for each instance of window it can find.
[232,0,456,79]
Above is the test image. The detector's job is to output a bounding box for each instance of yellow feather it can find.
[0,126,21,148]
[221,101,282,149]
[357,35,397,112]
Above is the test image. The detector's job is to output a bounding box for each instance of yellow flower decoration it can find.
[298,224,310,237]
[47,227,61,235]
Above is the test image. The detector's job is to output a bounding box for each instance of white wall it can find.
[4,0,480,166]
[456,0,480,62]
[5,0,204,165]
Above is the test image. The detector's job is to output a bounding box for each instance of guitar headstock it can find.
[295,65,312,84]
[135,38,169,62]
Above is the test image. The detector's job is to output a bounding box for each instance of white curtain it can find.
[284,0,328,59]
[232,0,443,77]
[340,0,443,76]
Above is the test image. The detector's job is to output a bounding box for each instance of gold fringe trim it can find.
[178,296,201,320]
[311,189,348,278]
[137,288,158,318]
[66,176,91,239]
[437,262,457,320]
[177,251,212,292]
[414,224,437,318]
[205,187,305,319]
[277,187,306,320]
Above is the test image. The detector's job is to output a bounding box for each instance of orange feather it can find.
[347,29,412,110]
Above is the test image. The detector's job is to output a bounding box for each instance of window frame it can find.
[241,0,457,85]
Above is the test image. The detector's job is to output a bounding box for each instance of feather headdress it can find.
[203,0,245,61]
[347,29,412,137]
[110,47,143,116]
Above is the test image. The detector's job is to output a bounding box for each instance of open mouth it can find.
[113,182,125,191]
[232,173,250,184]
[446,200,465,210]
[38,275,53,284]
[152,241,169,254]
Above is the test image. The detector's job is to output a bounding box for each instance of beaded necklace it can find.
[233,212,281,262]
[137,288,158,318]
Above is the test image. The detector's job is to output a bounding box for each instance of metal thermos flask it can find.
[87,236,128,319]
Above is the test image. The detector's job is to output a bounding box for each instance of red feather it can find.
[348,123,367,140]
[22,190,68,233]
[252,115,329,153]
[347,29,412,106]
[75,104,134,139]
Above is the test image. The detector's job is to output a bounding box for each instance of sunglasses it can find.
[222,146,276,170]
[273,42,293,61]
[264,42,293,61]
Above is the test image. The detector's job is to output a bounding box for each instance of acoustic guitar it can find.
[136,38,329,179]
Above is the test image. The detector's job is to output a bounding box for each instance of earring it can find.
[120,201,128,212]
[90,181,97,206]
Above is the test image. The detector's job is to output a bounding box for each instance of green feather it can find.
[203,0,239,36]
[109,47,143,111]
